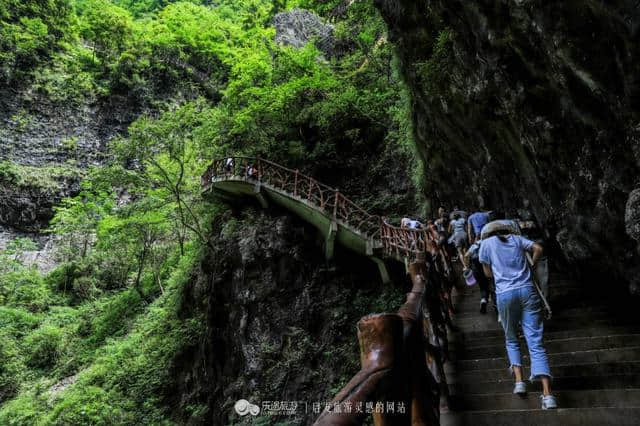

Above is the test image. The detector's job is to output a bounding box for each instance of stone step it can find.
[453,290,597,311]
[457,346,640,371]
[458,325,640,348]
[453,304,609,320]
[441,407,640,426]
[450,374,640,394]
[451,361,640,383]
[452,309,610,330]
[459,317,637,339]
[450,389,640,411]
[454,300,611,315]
[456,334,640,360]
[455,278,581,295]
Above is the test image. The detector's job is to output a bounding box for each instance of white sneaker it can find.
[513,381,526,395]
[541,395,557,409]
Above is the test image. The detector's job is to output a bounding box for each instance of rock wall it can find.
[274,9,335,56]
[0,88,134,260]
[375,0,640,287]
[0,89,131,168]
[169,210,406,425]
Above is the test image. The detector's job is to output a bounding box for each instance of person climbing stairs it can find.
[441,271,640,425]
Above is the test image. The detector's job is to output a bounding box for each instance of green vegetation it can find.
[0,162,82,192]
[415,29,454,97]
[0,0,74,84]
[0,0,428,423]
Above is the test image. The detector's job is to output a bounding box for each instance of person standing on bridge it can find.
[224,157,234,173]
[479,232,557,410]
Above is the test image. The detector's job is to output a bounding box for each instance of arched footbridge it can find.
[201,156,449,283]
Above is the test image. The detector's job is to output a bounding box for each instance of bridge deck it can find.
[203,176,389,260]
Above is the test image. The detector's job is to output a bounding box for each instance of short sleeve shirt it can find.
[408,220,422,229]
[479,235,535,294]
[451,218,466,234]
[468,212,490,235]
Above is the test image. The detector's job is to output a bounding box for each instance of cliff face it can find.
[171,210,406,425]
[0,89,134,268]
[375,0,640,287]
[0,89,133,231]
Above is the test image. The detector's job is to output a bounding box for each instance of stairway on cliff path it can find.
[441,271,640,426]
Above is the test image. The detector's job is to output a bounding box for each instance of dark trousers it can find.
[471,258,492,301]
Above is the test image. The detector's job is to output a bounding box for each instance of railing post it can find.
[294,169,298,197]
[333,189,339,220]
[257,158,262,183]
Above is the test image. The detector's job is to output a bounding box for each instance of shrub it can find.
[45,386,134,425]
[72,276,100,302]
[0,161,19,184]
[88,290,143,345]
[0,269,52,312]
[0,390,46,425]
[24,324,64,369]
[0,333,25,402]
[0,306,40,337]
[45,262,78,293]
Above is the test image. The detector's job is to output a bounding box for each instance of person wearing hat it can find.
[479,230,556,409]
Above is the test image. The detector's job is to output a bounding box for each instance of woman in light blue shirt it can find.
[479,232,557,410]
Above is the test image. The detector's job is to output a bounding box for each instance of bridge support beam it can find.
[371,257,391,284]
[324,221,338,260]
[253,183,268,208]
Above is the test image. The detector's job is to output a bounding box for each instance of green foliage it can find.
[0,0,74,84]
[24,325,64,369]
[0,269,52,313]
[0,306,40,336]
[31,45,97,103]
[0,163,82,192]
[49,180,116,262]
[1,0,420,423]
[86,290,143,345]
[0,161,19,184]
[0,389,47,425]
[415,29,454,96]
[78,0,133,67]
[45,386,134,425]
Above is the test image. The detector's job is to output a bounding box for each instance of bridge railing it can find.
[202,157,449,264]
[202,156,383,240]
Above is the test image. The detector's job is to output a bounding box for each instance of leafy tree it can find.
[0,238,37,273]
[0,0,73,84]
[97,206,170,298]
[48,181,116,261]
[77,0,133,68]
[112,101,211,250]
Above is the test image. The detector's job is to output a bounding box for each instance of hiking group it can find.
[401,207,557,410]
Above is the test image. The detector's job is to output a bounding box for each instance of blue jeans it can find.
[497,285,551,380]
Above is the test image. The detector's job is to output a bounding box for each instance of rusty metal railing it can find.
[202,157,452,265]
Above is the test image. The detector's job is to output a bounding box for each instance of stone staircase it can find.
[441,272,640,425]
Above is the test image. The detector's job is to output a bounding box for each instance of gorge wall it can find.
[172,209,406,425]
[375,0,640,289]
